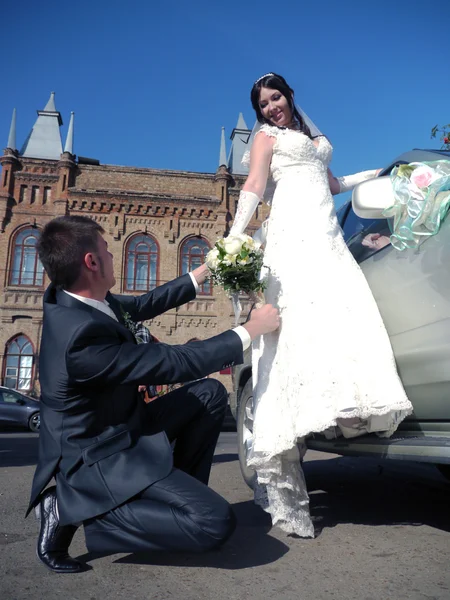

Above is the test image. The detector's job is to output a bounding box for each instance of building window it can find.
[30,186,39,204]
[19,185,27,203]
[3,335,34,391]
[43,187,51,204]
[125,234,159,291]
[10,228,44,287]
[180,237,211,295]
[3,170,8,187]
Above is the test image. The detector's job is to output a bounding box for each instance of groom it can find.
[27,215,279,573]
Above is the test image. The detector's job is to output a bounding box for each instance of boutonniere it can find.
[119,305,144,344]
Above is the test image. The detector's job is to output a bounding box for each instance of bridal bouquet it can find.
[384,161,450,251]
[206,234,266,323]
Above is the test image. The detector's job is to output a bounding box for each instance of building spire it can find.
[64,112,75,154]
[20,92,63,160]
[235,112,247,131]
[44,92,57,112]
[227,112,251,175]
[219,126,227,167]
[7,108,17,150]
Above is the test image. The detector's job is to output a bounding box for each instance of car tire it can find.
[28,412,40,433]
[237,379,257,489]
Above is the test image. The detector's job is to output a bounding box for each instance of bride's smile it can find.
[258,87,293,127]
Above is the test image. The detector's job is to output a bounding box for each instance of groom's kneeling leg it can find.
[84,468,236,554]
[145,378,228,485]
[171,378,228,484]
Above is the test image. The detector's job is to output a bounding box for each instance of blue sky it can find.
[1,0,449,207]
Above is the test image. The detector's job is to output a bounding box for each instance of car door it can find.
[0,389,28,427]
[339,201,450,422]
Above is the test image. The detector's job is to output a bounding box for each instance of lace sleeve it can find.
[258,124,279,138]
[241,124,279,169]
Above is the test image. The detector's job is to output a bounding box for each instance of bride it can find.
[229,72,413,537]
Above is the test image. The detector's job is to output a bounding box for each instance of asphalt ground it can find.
[1,430,449,600]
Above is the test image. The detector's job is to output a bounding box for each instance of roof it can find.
[20,92,63,160]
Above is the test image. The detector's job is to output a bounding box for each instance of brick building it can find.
[0,93,267,395]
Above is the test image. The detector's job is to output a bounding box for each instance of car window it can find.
[344,207,392,263]
[336,202,350,228]
[1,390,22,404]
[342,209,377,243]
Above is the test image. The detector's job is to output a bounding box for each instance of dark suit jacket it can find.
[27,274,243,525]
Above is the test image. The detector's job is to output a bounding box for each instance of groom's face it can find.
[95,233,116,290]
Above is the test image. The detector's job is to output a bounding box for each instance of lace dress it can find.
[233,124,413,537]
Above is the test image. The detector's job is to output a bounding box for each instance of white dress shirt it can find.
[64,289,118,321]
[63,273,251,351]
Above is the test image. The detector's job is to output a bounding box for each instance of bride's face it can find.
[259,87,293,127]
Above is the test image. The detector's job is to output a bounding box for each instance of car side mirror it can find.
[16,398,25,405]
[352,176,395,220]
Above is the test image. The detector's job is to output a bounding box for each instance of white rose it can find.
[238,233,250,242]
[206,247,220,270]
[223,253,237,266]
[238,256,253,266]
[243,236,255,249]
[223,235,243,255]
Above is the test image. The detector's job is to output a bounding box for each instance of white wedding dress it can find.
[232,124,413,537]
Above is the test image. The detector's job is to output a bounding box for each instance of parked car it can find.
[0,386,40,432]
[230,147,450,486]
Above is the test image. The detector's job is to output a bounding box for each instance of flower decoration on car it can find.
[384,161,450,251]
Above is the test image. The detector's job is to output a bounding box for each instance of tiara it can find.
[254,72,275,85]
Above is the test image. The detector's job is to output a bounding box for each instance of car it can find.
[229,147,450,486]
[0,386,40,432]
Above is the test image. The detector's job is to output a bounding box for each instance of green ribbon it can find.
[383,160,450,251]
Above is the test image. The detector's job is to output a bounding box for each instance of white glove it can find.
[337,169,379,193]
[229,190,261,236]
[252,219,269,246]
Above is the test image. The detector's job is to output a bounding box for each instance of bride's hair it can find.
[250,73,313,139]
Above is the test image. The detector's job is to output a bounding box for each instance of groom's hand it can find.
[191,263,210,285]
[243,304,280,339]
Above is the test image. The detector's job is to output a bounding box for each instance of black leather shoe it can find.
[36,486,83,573]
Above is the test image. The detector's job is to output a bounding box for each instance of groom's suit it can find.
[28,274,243,553]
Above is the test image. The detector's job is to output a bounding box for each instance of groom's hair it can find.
[38,216,105,290]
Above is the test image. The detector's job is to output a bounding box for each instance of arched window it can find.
[10,228,44,287]
[125,234,159,291]
[180,237,211,295]
[3,335,34,391]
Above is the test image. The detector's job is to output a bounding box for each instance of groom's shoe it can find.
[36,486,83,573]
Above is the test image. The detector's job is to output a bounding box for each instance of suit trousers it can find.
[84,378,236,553]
